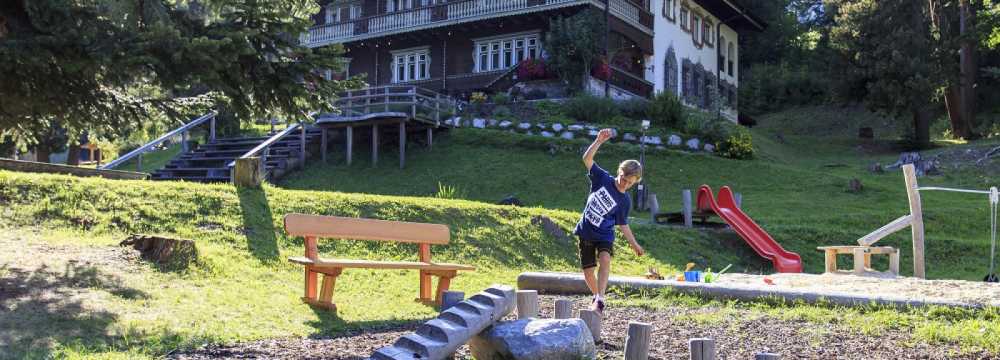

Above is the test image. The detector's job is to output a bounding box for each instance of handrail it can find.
[100,112,217,170]
[610,64,653,85]
[228,123,302,168]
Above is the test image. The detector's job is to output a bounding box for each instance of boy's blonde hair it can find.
[618,160,642,181]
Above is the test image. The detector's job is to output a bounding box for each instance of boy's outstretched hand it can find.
[630,242,645,257]
[596,128,614,143]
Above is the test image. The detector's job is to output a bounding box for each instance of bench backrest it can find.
[284,214,450,245]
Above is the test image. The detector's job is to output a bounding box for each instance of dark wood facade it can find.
[311,0,655,98]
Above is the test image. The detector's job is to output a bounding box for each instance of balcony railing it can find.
[303,0,653,47]
[609,65,654,98]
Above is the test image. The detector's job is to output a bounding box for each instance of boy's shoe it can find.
[594,299,606,317]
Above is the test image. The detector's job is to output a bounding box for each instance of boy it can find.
[575,128,645,315]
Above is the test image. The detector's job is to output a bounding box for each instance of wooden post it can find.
[902,164,925,278]
[435,93,441,123]
[182,131,189,153]
[624,321,652,360]
[554,299,573,319]
[735,193,743,209]
[682,189,693,228]
[299,123,306,168]
[689,338,716,360]
[136,153,143,172]
[321,128,328,163]
[210,116,216,141]
[418,243,432,301]
[345,126,353,166]
[579,309,602,343]
[304,236,319,301]
[232,157,264,187]
[372,124,379,167]
[755,353,780,360]
[824,249,837,273]
[516,290,539,319]
[427,127,433,148]
[890,248,900,275]
[649,193,660,223]
[399,120,406,169]
[441,291,464,311]
[853,247,867,275]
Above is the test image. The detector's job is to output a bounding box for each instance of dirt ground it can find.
[171,295,993,360]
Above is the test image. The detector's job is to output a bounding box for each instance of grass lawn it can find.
[2,106,999,358]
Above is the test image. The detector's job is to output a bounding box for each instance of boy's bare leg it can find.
[597,252,612,298]
[583,267,599,296]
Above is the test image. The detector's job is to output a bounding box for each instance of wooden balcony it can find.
[609,65,654,98]
[303,0,653,47]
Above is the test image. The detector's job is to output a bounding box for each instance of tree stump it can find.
[516,290,539,319]
[554,299,573,319]
[232,157,263,187]
[689,338,716,360]
[624,321,652,360]
[579,310,602,343]
[120,234,198,270]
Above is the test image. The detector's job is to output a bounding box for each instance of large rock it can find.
[704,143,715,153]
[560,132,574,140]
[667,134,682,146]
[641,136,662,146]
[488,119,499,128]
[623,133,637,142]
[473,118,487,129]
[518,122,533,130]
[551,123,564,132]
[567,124,585,132]
[469,318,596,360]
[541,131,555,138]
[499,121,513,129]
[686,138,701,150]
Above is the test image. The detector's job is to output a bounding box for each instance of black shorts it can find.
[579,237,614,269]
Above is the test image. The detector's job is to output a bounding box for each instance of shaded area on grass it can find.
[237,187,280,262]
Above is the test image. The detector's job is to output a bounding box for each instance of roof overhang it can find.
[693,0,767,32]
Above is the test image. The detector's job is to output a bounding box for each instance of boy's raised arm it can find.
[583,129,613,170]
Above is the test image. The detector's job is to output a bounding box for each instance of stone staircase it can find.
[151,128,323,182]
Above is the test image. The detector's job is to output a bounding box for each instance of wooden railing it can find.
[100,112,217,172]
[303,0,653,46]
[227,123,304,169]
[331,85,456,125]
[609,65,654,98]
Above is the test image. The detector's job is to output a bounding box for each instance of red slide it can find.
[697,185,803,273]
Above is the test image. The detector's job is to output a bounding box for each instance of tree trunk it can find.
[912,109,932,149]
[959,0,977,137]
[35,147,50,163]
[66,144,81,166]
[944,86,972,138]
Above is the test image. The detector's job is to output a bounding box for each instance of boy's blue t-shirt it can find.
[574,164,631,242]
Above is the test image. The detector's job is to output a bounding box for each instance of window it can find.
[679,7,689,30]
[350,4,361,19]
[703,21,713,46]
[719,35,726,69]
[662,0,675,22]
[727,42,735,77]
[392,49,430,83]
[692,16,701,44]
[387,0,412,12]
[474,33,540,73]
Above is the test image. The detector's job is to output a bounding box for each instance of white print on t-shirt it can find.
[584,187,618,227]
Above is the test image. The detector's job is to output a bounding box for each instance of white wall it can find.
[650,0,739,121]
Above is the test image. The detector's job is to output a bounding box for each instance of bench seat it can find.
[289,257,476,271]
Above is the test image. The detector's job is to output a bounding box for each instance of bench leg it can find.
[853,248,867,275]
[304,267,318,301]
[864,253,872,269]
[305,268,342,312]
[419,270,433,302]
[824,250,837,273]
[889,249,900,275]
[434,272,457,305]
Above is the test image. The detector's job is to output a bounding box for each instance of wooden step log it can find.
[624,321,652,360]
[579,309,602,344]
[689,338,716,360]
[516,290,538,319]
[554,299,573,319]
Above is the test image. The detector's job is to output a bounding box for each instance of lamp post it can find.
[635,119,650,211]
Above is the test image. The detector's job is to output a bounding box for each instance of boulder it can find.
[560,132,574,140]
[686,138,700,150]
[498,196,523,206]
[518,122,533,130]
[641,136,662,146]
[488,119,499,128]
[567,124,585,132]
[588,130,599,137]
[551,123,564,132]
[667,134,683,146]
[473,118,487,129]
[499,121,513,129]
[541,131,555,138]
[623,133,637,142]
[536,123,548,130]
[469,318,596,360]
[704,143,715,152]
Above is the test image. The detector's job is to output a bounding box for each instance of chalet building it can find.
[652,0,764,121]
[303,0,763,120]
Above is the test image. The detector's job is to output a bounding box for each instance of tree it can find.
[545,9,605,91]
[830,0,939,148]
[0,0,361,152]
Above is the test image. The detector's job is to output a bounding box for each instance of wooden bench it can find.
[817,246,900,276]
[284,214,475,312]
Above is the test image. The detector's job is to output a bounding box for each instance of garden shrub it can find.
[618,98,650,120]
[565,94,619,124]
[647,91,686,129]
[491,93,511,105]
[492,105,514,120]
[717,130,755,160]
[517,59,549,80]
[525,89,548,100]
[533,100,564,117]
[683,112,731,144]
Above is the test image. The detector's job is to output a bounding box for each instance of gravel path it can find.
[170,295,992,360]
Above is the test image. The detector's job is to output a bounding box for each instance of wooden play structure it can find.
[283,214,475,312]
[824,163,999,279]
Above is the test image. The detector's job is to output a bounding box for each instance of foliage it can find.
[590,60,611,81]
[492,105,514,121]
[0,0,362,149]
[716,130,755,160]
[524,89,548,100]
[647,91,686,129]
[517,58,550,80]
[470,92,488,103]
[533,100,565,118]
[545,9,604,91]
[618,98,650,120]
[564,95,620,124]
[491,93,511,105]
[434,182,466,199]
[683,112,731,144]
[739,63,829,115]
[829,0,940,148]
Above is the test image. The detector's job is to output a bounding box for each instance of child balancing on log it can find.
[574,128,645,316]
